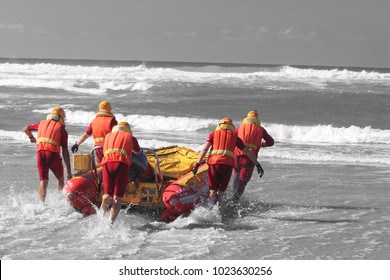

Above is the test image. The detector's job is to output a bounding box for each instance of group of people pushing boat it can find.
[23,101,274,224]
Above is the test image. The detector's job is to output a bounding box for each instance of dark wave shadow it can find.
[256,216,357,224]
[137,220,258,232]
[183,222,258,231]
[226,199,378,212]
[129,198,376,230]
[220,198,376,224]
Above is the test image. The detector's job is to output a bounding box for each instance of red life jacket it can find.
[91,112,115,147]
[208,123,237,166]
[236,121,264,157]
[101,130,133,166]
[36,119,63,153]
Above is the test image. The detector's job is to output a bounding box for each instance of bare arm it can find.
[192,141,211,175]
[196,141,212,164]
[23,125,37,143]
[62,148,72,179]
[76,133,90,146]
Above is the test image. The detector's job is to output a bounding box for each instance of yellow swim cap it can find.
[247,110,259,119]
[99,101,111,112]
[217,118,235,131]
[51,107,65,119]
[220,118,233,125]
[112,121,131,133]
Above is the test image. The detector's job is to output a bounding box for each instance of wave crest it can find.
[269,123,390,144]
[1,62,389,94]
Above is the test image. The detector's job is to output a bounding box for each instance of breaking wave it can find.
[27,109,390,144]
[1,62,390,94]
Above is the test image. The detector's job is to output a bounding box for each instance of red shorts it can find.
[94,148,104,164]
[208,164,233,192]
[102,162,129,197]
[37,151,64,181]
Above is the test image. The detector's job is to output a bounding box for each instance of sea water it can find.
[0,58,389,260]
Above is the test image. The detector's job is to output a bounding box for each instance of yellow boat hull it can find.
[64,145,209,219]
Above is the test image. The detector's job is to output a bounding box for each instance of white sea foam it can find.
[27,109,390,144]
[1,62,390,94]
[64,110,96,125]
[5,110,390,145]
[263,147,390,166]
[3,116,390,166]
[268,123,390,144]
[0,129,31,143]
[122,114,216,132]
[278,66,390,81]
[32,109,217,131]
[0,63,155,95]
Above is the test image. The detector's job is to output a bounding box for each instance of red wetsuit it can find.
[233,127,274,200]
[206,131,246,192]
[102,135,140,197]
[28,122,69,181]
[85,116,117,163]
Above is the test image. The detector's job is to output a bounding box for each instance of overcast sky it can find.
[1,0,389,68]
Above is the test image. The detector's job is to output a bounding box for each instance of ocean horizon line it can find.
[0,56,388,72]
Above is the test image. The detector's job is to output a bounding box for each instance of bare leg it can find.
[217,190,224,205]
[209,190,218,205]
[57,176,64,191]
[110,196,123,224]
[38,179,49,202]
[100,194,113,213]
[209,190,217,204]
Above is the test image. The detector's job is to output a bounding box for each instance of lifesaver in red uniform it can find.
[36,118,63,153]
[101,122,134,166]
[63,149,149,217]
[208,119,237,166]
[91,112,115,147]
[236,116,263,157]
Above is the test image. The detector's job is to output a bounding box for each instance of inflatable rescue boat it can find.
[63,145,209,221]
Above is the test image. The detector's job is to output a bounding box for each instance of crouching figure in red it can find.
[233,110,274,202]
[100,121,141,224]
[192,118,264,206]
[23,107,72,203]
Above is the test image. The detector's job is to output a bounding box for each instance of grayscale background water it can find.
[0,58,389,259]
